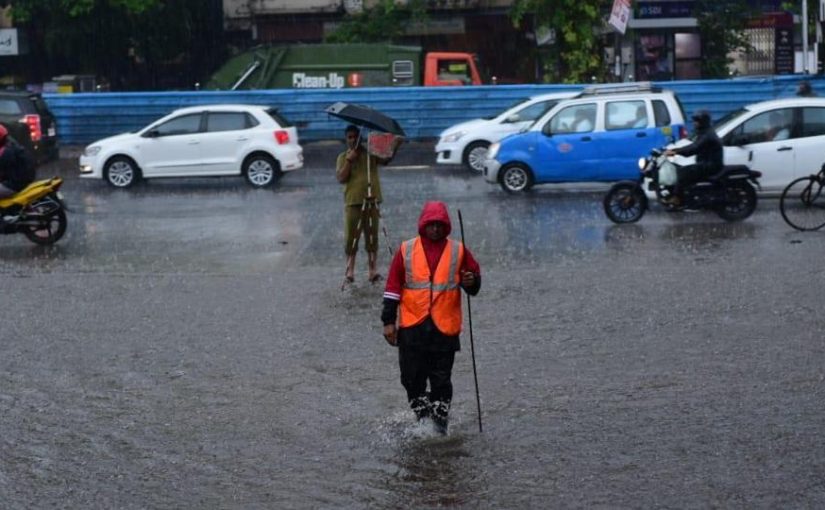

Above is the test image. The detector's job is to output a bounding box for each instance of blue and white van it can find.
[483,83,688,193]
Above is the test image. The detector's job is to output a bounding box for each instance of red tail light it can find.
[23,114,42,142]
[678,125,688,139]
[274,130,290,145]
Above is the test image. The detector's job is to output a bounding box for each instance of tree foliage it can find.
[694,0,754,78]
[6,0,220,90]
[326,0,428,43]
[510,0,605,84]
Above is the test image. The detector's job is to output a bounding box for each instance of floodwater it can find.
[2,143,825,508]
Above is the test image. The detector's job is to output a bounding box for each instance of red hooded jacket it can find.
[382,201,481,328]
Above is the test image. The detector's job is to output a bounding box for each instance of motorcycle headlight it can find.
[84,146,102,157]
[442,131,466,143]
[638,157,647,171]
[487,142,500,160]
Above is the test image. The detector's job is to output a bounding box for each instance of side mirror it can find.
[505,114,521,123]
[144,129,160,138]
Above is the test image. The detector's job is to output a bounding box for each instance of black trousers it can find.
[675,164,714,197]
[398,344,455,412]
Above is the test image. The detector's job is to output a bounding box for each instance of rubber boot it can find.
[410,395,431,421]
[431,400,450,435]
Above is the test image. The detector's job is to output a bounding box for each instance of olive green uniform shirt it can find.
[337,149,383,206]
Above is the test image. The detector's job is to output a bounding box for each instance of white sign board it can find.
[0,28,19,56]
[608,0,631,35]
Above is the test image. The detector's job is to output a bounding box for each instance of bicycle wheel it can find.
[780,176,825,231]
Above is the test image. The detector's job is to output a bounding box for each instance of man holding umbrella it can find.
[336,124,399,283]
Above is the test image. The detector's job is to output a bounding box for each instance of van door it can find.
[532,103,602,182]
[598,99,661,181]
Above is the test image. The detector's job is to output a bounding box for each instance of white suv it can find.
[435,91,577,172]
[79,104,303,188]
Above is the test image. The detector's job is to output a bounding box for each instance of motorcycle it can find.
[0,177,68,245]
[603,148,762,224]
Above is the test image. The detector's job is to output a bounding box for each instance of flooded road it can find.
[2,143,824,508]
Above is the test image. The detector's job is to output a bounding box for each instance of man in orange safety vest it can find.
[381,201,481,434]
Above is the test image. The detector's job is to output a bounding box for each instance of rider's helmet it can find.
[0,124,7,147]
[691,110,712,130]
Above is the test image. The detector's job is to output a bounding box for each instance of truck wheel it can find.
[463,141,490,173]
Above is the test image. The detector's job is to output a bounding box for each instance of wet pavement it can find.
[2,142,825,508]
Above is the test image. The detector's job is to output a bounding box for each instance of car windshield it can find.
[483,98,530,120]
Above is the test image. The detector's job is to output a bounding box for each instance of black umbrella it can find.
[325,102,406,137]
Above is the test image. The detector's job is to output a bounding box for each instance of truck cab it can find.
[424,52,482,86]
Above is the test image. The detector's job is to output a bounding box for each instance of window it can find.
[508,100,559,123]
[392,60,414,86]
[801,107,825,137]
[547,103,596,134]
[152,114,202,137]
[606,100,647,130]
[206,112,254,132]
[0,99,22,115]
[436,59,472,84]
[733,108,794,144]
[652,100,671,127]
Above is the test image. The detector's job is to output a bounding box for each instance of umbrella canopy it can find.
[325,102,406,137]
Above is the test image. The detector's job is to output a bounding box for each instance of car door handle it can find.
[235,137,249,141]
[777,146,792,151]
[636,132,647,138]
[580,136,592,141]
[187,140,200,145]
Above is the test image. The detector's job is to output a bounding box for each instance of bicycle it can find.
[779,163,825,231]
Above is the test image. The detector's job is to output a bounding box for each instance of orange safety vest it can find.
[399,236,465,335]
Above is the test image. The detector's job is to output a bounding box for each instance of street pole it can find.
[803,0,810,73]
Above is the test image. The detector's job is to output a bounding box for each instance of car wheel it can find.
[499,163,533,193]
[104,156,141,188]
[463,141,490,173]
[244,153,280,188]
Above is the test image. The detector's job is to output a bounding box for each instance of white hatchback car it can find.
[79,104,303,188]
[670,97,825,192]
[435,91,578,172]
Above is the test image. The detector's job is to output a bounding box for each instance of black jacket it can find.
[672,127,723,176]
[0,141,34,192]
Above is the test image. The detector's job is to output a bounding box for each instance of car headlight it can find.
[487,142,500,160]
[442,131,466,143]
[83,146,102,157]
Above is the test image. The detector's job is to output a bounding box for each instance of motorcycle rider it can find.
[663,110,723,206]
[0,124,34,200]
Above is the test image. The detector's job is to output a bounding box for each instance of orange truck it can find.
[206,44,483,89]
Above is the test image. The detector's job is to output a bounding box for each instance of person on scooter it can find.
[0,124,34,199]
[663,110,723,206]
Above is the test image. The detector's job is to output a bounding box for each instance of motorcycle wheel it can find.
[603,182,647,223]
[716,183,757,222]
[23,208,67,245]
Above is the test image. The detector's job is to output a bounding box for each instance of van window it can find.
[547,103,596,134]
[652,100,671,126]
[606,100,647,130]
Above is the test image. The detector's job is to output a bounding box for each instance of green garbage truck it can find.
[205,43,483,89]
